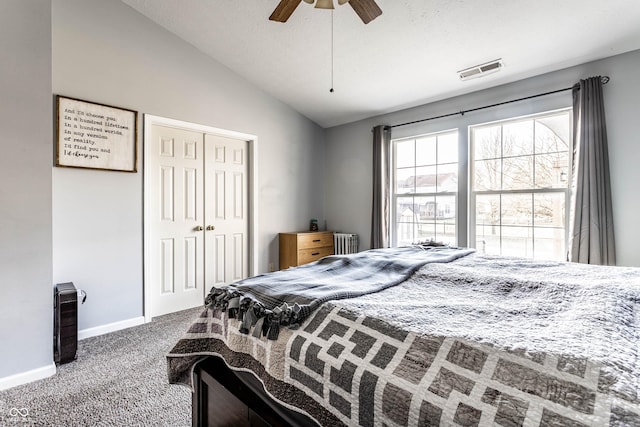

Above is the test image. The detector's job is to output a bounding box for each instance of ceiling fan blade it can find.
[269,0,303,22]
[348,0,382,24]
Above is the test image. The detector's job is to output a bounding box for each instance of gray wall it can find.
[1,0,326,383]
[0,1,53,378]
[51,0,326,332]
[325,49,640,267]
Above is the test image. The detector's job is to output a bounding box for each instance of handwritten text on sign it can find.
[57,97,137,172]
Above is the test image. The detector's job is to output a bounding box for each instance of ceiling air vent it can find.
[458,59,504,81]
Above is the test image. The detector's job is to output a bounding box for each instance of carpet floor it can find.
[0,307,202,426]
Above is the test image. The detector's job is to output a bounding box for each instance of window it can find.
[392,130,458,246]
[390,109,571,261]
[469,109,571,260]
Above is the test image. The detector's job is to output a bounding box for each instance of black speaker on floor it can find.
[54,282,77,364]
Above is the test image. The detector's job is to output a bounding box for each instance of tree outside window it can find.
[471,110,571,260]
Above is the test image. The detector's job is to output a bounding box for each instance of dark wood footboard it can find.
[192,356,319,427]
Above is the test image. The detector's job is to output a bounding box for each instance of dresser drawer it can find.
[279,231,334,269]
[297,232,334,249]
[298,246,334,265]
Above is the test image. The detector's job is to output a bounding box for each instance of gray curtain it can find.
[568,76,616,265]
[371,125,392,248]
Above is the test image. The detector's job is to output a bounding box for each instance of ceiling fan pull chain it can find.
[330,9,334,93]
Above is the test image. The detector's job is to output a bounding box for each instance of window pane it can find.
[435,196,456,244]
[416,136,437,166]
[415,196,436,242]
[415,166,437,193]
[416,221,436,243]
[437,163,458,192]
[396,167,415,194]
[535,115,570,153]
[435,195,455,220]
[534,227,565,261]
[396,196,416,246]
[474,159,501,191]
[503,120,533,157]
[477,233,500,255]
[438,133,458,164]
[473,126,501,160]
[535,152,569,189]
[501,193,533,226]
[476,194,500,226]
[415,196,435,221]
[502,156,533,190]
[502,226,534,258]
[476,194,500,254]
[397,196,415,219]
[534,193,565,227]
[396,140,414,168]
[396,222,414,246]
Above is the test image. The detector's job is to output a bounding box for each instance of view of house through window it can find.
[393,131,458,246]
[470,109,571,261]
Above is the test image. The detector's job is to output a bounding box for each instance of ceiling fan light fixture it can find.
[338,0,350,4]
[315,0,334,9]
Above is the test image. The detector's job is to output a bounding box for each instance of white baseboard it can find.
[78,316,146,340]
[0,317,146,391]
[0,363,56,391]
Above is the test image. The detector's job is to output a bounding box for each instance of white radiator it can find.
[334,233,358,255]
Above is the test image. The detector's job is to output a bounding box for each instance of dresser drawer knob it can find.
[312,239,321,242]
[312,252,320,256]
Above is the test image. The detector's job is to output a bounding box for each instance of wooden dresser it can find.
[279,231,334,270]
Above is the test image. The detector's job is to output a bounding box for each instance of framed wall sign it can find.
[56,96,138,172]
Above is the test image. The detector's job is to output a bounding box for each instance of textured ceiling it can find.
[121,0,640,128]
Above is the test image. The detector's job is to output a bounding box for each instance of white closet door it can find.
[204,134,249,288]
[148,125,205,317]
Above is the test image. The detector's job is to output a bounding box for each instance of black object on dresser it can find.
[54,282,78,364]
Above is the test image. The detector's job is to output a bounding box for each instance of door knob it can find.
[206,225,215,231]
[194,226,204,231]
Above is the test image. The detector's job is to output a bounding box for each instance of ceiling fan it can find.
[269,0,382,24]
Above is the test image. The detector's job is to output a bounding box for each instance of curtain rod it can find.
[390,75,610,129]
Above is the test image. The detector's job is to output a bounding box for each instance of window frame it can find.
[467,108,573,260]
[389,108,573,261]
[391,129,459,247]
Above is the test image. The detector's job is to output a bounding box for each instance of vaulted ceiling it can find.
[121,0,640,128]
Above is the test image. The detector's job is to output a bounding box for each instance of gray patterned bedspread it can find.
[204,245,474,340]
[167,251,640,426]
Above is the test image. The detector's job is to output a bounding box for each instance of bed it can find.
[167,245,640,426]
